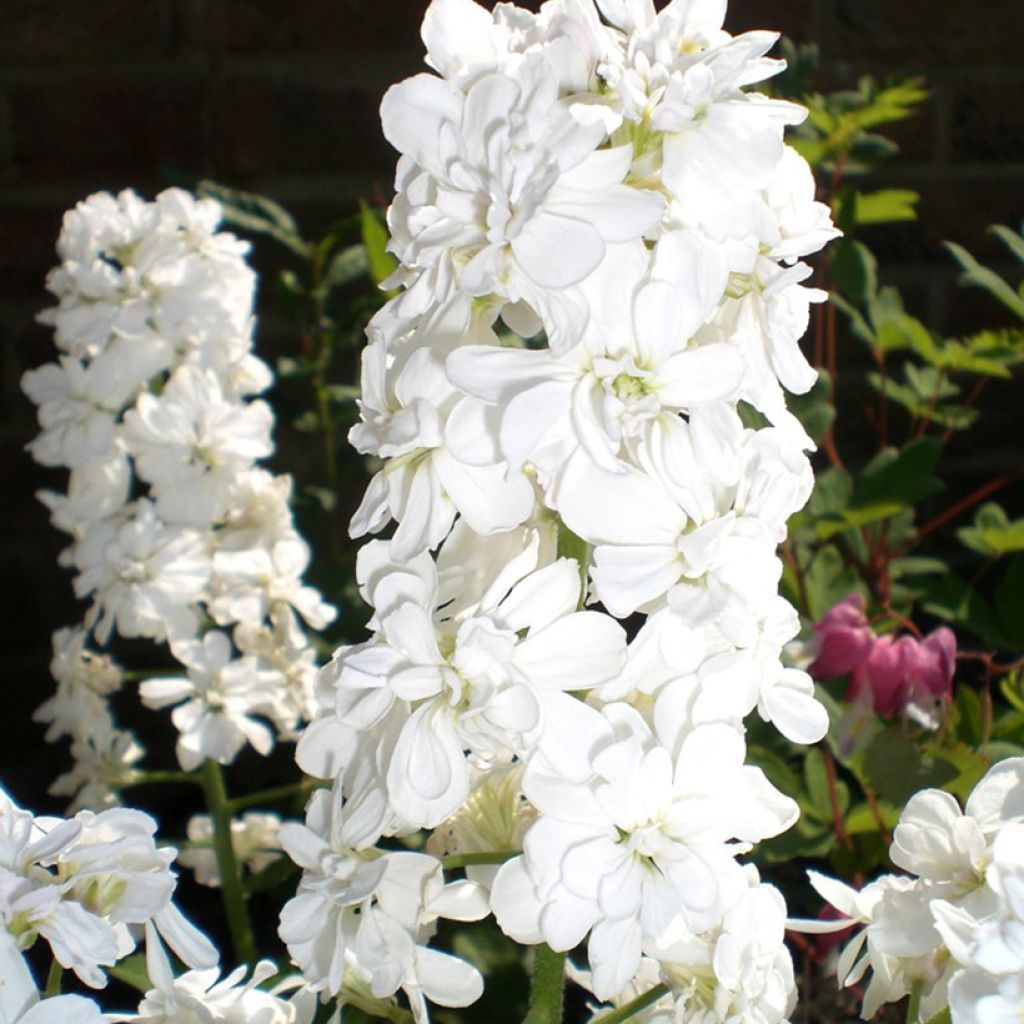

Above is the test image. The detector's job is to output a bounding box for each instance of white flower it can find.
[123,365,273,526]
[34,628,123,744]
[382,54,663,351]
[629,881,797,1024]
[178,812,282,888]
[139,631,282,771]
[126,928,314,1024]
[492,704,797,999]
[349,298,535,560]
[322,541,626,828]
[72,501,210,644]
[447,232,745,492]
[49,723,145,813]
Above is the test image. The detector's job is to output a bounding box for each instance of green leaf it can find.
[844,799,899,834]
[831,239,878,305]
[360,202,398,289]
[802,544,864,620]
[816,501,906,540]
[958,503,1024,557]
[918,573,1006,648]
[989,223,1024,266]
[748,744,801,796]
[107,953,150,994]
[946,240,1024,321]
[802,748,849,823]
[323,243,369,290]
[243,854,299,895]
[861,727,956,806]
[995,556,1024,650]
[923,1007,952,1024]
[867,373,977,430]
[954,686,984,746]
[850,438,943,510]
[853,189,920,224]
[929,744,991,801]
[788,371,836,444]
[197,179,309,260]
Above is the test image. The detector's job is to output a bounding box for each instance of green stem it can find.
[590,984,671,1024]
[201,760,257,964]
[227,779,321,812]
[906,981,923,1023]
[441,850,519,871]
[45,959,63,997]
[556,521,591,600]
[342,993,414,1024]
[523,944,566,1024]
[126,769,202,787]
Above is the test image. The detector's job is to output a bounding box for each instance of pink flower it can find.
[808,594,874,680]
[847,627,955,722]
[809,596,956,726]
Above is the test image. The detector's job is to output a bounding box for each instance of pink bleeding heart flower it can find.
[847,627,955,723]
[808,593,874,680]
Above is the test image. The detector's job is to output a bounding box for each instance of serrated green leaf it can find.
[958,503,1024,557]
[866,373,977,430]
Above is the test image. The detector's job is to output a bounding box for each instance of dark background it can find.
[1,0,1022,813]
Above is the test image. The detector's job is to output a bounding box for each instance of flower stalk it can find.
[201,759,257,964]
[522,944,567,1024]
[591,984,671,1024]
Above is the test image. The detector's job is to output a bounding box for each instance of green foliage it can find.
[197,179,310,259]
[786,73,928,174]
[958,503,1024,556]
[107,953,151,994]
[360,201,399,290]
[946,224,1024,322]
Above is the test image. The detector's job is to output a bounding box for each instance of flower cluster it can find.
[807,757,1024,1022]
[23,188,335,807]
[0,787,214,993]
[291,0,838,1017]
[809,594,956,727]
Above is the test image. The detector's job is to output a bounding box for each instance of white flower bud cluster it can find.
[23,188,336,804]
[808,757,1024,1023]
[0,787,215,995]
[287,0,839,1018]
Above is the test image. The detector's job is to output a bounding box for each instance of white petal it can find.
[511,212,605,289]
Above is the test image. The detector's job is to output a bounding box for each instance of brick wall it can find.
[1,0,1022,806]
